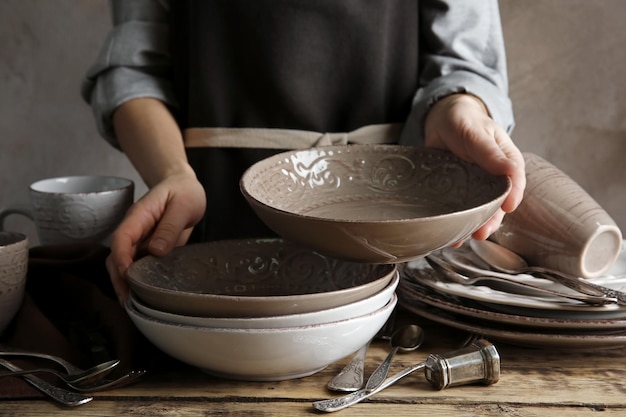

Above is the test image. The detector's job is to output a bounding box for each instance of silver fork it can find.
[67,369,147,392]
[0,344,91,375]
[0,344,146,392]
[326,307,398,392]
[0,359,120,385]
[0,358,92,407]
[425,255,614,306]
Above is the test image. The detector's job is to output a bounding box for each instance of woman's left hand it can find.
[423,93,526,240]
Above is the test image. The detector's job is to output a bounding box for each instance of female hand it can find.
[106,171,206,304]
[424,93,526,240]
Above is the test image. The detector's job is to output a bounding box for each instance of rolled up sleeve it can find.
[81,0,176,147]
[400,0,514,146]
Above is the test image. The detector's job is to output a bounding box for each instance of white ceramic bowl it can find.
[126,293,397,381]
[131,270,399,328]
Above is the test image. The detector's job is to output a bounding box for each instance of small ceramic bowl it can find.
[125,292,397,381]
[0,232,29,335]
[126,238,396,317]
[130,270,399,328]
[240,145,511,263]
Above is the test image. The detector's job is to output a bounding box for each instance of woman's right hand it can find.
[106,170,206,305]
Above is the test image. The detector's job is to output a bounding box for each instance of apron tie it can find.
[183,123,402,149]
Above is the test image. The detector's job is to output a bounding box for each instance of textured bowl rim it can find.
[129,270,400,327]
[240,145,512,225]
[127,239,397,300]
[125,292,398,333]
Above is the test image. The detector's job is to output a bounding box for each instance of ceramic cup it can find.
[0,232,29,335]
[0,176,134,246]
[491,152,622,278]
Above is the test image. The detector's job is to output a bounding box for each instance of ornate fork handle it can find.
[533,268,626,305]
[425,256,616,306]
[0,358,92,407]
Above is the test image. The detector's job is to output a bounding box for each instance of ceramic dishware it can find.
[130,270,399,328]
[125,293,397,381]
[240,145,511,263]
[0,176,134,245]
[0,232,29,336]
[491,153,622,278]
[127,238,396,317]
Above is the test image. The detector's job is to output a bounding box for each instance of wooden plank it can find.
[95,339,626,407]
[3,323,626,415]
[0,400,623,417]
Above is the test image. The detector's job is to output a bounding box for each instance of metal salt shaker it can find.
[424,339,500,390]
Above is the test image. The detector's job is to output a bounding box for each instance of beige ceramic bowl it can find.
[126,238,396,317]
[240,145,511,264]
[125,292,397,381]
[0,232,29,335]
[130,270,399,328]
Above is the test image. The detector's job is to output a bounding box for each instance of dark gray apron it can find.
[169,0,419,242]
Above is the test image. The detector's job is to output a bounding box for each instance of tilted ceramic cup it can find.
[0,176,134,246]
[0,232,29,335]
[491,153,622,278]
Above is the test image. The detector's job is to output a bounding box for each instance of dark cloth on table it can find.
[0,244,167,399]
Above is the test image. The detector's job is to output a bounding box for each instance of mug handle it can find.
[0,205,34,231]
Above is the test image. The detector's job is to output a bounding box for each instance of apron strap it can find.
[183,123,402,149]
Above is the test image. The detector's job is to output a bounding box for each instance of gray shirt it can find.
[82,0,514,148]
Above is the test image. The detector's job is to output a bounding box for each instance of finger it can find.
[147,203,195,257]
[472,208,506,240]
[494,134,526,213]
[107,199,162,302]
[106,253,130,306]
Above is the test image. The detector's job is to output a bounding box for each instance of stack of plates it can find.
[398,241,626,350]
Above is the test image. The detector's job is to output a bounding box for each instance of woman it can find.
[83,0,526,303]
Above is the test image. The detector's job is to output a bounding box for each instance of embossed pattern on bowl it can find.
[240,145,511,263]
[127,238,396,317]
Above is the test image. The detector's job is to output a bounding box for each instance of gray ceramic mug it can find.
[0,176,134,246]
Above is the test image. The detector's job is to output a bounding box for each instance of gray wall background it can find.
[1,0,625,246]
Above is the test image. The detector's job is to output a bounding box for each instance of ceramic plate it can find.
[403,245,626,319]
[399,299,626,350]
[398,279,626,330]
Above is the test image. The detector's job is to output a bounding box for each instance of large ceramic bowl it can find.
[125,292,397,381]
[126,238,396,317]
[240,145,511,263]
[130,270,399,328]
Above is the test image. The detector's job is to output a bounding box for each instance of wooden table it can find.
[2,320,626,417]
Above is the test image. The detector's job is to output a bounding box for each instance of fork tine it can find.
[69,369,147,392]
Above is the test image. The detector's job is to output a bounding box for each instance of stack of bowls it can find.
[125,238,398,381]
